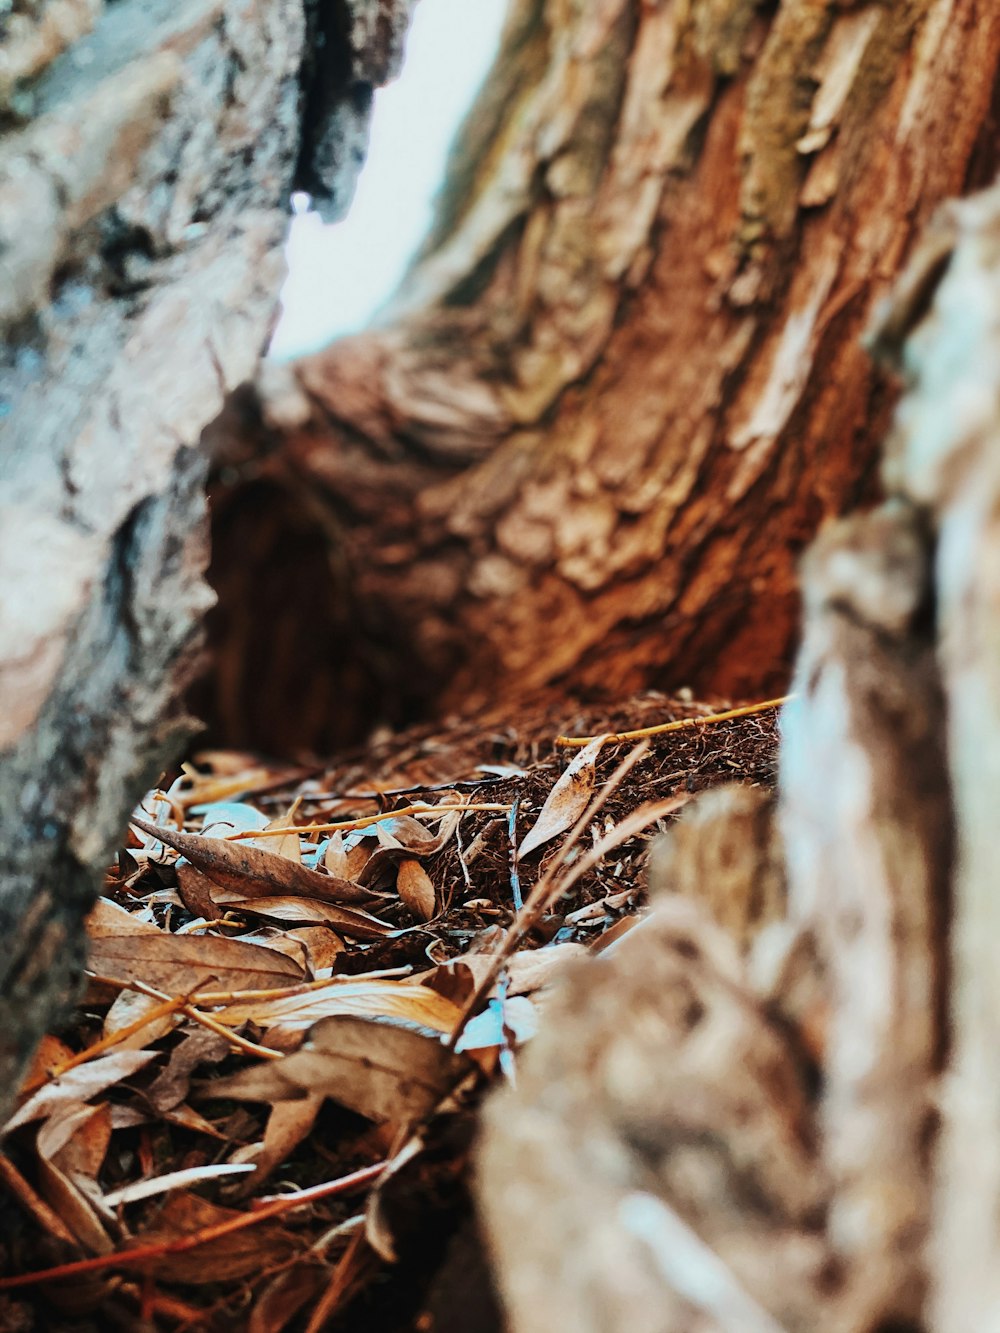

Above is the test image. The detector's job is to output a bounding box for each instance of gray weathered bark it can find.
[0,0,414,1113]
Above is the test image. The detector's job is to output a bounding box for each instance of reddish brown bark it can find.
[204,0,1000,756]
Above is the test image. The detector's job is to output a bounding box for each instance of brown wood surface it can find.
[205,0,1000,756]
[477,175,1000,1333]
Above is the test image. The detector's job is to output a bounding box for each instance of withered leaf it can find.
[219,895,394,940]
[129,815,380,907]
[146,1030,232,1113]
[229,1094,324,1193]
[249,1261,327,1333]
[5,1049,160,1134]
[213,978,462,1037]
[396,859,436,921]
[37,1151,113,1255]
[376,815,438,851]
[517,735,605,858]
[126,1191,297,1283]
[87,912,306,993]
[206,1014,472,1124]
[175,863,219,920]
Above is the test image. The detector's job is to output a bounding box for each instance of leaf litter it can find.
[0,690,780,1330]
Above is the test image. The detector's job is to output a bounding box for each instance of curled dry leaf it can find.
[517,736,606,858]
[129,815,380,908]
[35,1101,116,1254]
[213,977,463,1038]
[103,988,178,1046]
[249,1260,327,1333]
[287,926,345,973]
[220,896,394,939]
[103,1163,256,1208]
[229,1094,325,1194]
[5,1049,160,1134]
[397,859,437,921]
[324,831,351,879]
[146,1030,233,1113]
[376,815,438,851]
[206,1014,473,1125]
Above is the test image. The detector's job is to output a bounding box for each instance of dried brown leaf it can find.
[249,1260,327,1333]
[229,1094,324,1194]
[103,988,178,1046]
[287,926,345,973]
[175,863,220,919]
[5,1049,160,1134]
[146,1030,232,1113]
[18,1035,77,1096]
[213,978,463,1037]
[376,815,437,851]
[87,910,305,993]
[219,896,393,939]
[127,1191,298,1283]
[517,736,605,858]
[129,815,379,907]
[324,831,351,878]
[206,1014,472,1124]
[397,859,436,921]
[36,1153,113,1254]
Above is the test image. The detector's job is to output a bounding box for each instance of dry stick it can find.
[447,794,687,1052]
[222,801,510,842]
[89,974,283,1061]
[62,969,420,1075]
[554,694,793,747]
[52,994,188,1076]
[447,741,652,1050]
[0,1161,388,1291]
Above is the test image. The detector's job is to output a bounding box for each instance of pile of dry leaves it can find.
[0,692,780,1331]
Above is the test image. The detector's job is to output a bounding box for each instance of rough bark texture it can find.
[204,0,1000,757]
[476,178,1000,1333]
[0,0,414,1115]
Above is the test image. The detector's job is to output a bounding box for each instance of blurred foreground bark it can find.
[477,182,1000,1332]
[0,0,414,1115]
[206,0,1000,755]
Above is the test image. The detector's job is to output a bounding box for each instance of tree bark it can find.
[477,176,1000,1333]
[0,0,414,1114]
[204,0,1000,756]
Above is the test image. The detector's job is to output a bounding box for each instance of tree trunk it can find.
[0,0,414,1114]
[477,177,1000,1333]
[204,0,1000,757]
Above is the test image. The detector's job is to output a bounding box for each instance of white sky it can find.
[270,0,508,361]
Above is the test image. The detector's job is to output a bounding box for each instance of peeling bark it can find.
[477,178,1000,1332]
[205,0,1000,756]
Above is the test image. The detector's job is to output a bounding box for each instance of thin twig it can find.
[225,802,511,841]
[52,995,186,1075]
[554,695,792,747]
[447,741,649,1049]
[0,1161,388,1291]
[88,974,283,1061]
